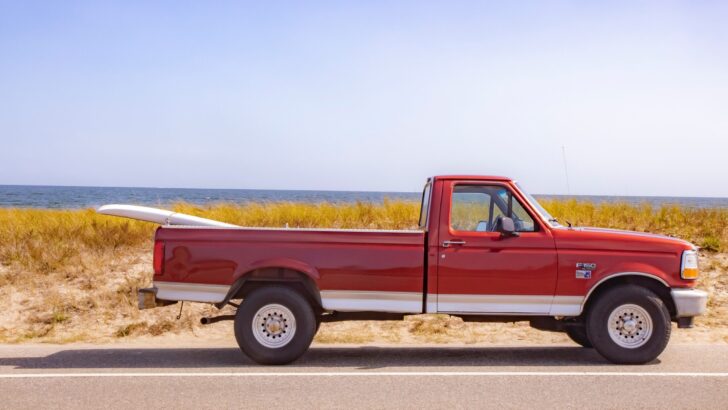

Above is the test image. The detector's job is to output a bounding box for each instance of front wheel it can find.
[234,286,316,365]
[565,324,592,348]
[586,285,671,364]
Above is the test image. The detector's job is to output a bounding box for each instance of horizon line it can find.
[0,183,727,200]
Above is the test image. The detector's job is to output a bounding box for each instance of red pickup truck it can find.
[102,175,707,365]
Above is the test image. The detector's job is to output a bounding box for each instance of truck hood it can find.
[552,226,695,253]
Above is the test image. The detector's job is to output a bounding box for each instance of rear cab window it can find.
[418,180,432,230]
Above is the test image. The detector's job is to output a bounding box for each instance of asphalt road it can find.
[1,343,727,409]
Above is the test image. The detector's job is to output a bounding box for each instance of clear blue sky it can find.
[1,1,727,196]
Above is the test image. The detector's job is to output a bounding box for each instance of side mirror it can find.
[494,216,519,237]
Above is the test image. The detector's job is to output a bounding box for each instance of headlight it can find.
[681,250,699,280]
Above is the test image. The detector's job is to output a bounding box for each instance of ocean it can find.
[0,185,726,209]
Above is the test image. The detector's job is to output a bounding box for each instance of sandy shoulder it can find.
[0,252,726,346]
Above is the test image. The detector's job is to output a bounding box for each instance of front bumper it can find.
[671,288,708,318]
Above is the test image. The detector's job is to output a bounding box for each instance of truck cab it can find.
[423,176,703,320]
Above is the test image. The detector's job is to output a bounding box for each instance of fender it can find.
[579,271,670,314]
[215,258,321,308]
[242,257,320,281]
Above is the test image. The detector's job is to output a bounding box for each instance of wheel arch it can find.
[216,263,322,310]
[581,272,676,318]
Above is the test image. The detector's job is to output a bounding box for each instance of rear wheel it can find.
[234,286,316,365]
[586,285,671,364]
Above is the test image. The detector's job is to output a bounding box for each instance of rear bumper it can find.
[137,287,175,310]
[671,288,708,318]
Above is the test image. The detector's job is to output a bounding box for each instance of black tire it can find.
[234,286,316,365]
[586,285,671,364]
[565,324,593,348]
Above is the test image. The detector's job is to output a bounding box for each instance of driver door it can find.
[436,181,558,314]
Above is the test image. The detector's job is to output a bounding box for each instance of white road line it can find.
[0,371,727,379]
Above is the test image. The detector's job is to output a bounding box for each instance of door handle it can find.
[442,240,466,247]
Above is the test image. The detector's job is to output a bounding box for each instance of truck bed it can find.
[154,226,426,313]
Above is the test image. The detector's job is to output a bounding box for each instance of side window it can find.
[450,185,536,232]
[495,189,536,232]
[450,186,492,231]
[511,198,536,232]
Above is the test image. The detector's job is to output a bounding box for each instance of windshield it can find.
[514,182,561,227]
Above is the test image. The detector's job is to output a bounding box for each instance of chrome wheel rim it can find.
[607,304,652,349]
[252,304,296,349]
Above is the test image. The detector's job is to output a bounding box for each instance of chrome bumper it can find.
[137,287,175,310]
[671,289,708,318]
[138,288,158,310]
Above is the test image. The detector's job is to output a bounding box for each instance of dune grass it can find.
[0,199,726,343]
[0,199,725,271]
[539,199,727,252]
[173,200,421,230]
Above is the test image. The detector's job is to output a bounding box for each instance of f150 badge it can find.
[576,262,596,279]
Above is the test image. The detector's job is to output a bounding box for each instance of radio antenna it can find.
[561,145,571,195]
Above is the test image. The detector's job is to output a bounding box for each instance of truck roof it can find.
[433,175,512,182]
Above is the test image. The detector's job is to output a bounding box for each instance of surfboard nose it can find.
[96,204,238,227]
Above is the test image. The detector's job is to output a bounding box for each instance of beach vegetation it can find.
[0,199,725,343]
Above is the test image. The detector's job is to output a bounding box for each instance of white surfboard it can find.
[96,204,238,227]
